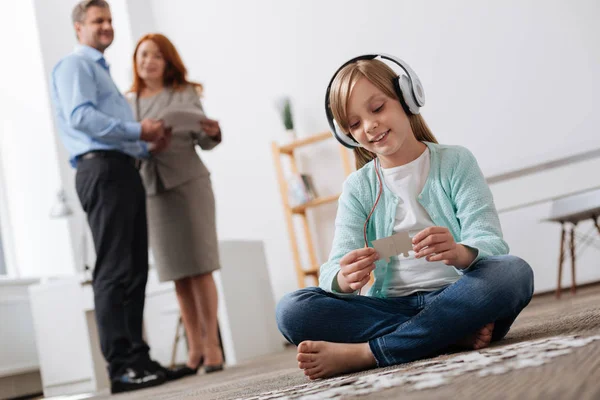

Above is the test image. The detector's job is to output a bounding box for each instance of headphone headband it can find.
[324,54,425,149]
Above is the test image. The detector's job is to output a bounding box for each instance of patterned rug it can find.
[240,335,600,400]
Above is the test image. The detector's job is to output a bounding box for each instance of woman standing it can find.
[128,33,223,375]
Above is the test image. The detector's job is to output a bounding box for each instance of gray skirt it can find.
[147,176,220,282]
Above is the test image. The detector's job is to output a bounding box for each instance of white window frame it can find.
[0,143,18,278]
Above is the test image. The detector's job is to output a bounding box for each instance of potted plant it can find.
[275,96,296,142]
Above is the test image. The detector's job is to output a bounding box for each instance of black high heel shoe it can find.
[169,356,204,379]
[204,364,224,374]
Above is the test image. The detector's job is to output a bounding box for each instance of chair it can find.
[170,315,186,368]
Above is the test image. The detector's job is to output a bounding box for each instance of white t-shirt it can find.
[381,148,461,297]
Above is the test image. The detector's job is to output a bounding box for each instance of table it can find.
[545,188,600,298]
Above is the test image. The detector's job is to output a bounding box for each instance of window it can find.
[0,215,5,275]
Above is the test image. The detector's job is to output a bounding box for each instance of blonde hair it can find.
[328,59,438,169]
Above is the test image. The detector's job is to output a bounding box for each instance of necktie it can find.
[98,57,110,73]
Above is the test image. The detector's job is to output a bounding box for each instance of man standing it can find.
[51,0,180,394]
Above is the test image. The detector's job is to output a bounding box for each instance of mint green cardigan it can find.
[319,142,509,298]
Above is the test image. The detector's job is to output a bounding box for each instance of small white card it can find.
[159,108,206,134]
[371,232,413,262]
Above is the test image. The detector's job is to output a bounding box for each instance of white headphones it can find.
[324,54,426,149]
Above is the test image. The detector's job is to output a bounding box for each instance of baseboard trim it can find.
[533,280,600,298]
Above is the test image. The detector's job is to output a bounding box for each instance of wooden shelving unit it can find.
[271,132,354,288]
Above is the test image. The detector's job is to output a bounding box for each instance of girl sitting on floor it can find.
[276,54,534,380]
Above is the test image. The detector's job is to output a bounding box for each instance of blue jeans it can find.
[276,255,534,367]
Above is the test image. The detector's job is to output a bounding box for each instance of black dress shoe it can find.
[110,368,166,394]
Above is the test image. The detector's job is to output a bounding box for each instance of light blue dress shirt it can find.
[51,45,148,167]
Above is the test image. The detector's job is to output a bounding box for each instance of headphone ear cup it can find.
[397,75,420,114]
[393,76,411,115]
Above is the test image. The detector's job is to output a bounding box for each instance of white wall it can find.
[0,0,75,278]
[146,0,600,300]
[0,139,17,277]
[126,0,158,40]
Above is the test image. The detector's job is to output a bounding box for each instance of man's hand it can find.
[140,119,166,142]
[336,247,379,293]
[148,127,172,155]
[199,117,221,138]
[412,226,476,269]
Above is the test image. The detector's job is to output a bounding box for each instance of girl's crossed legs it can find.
[276,255,534,379]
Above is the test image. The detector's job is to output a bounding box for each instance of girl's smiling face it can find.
[346,77,415,167]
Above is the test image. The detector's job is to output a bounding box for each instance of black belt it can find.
[77,150,141,169]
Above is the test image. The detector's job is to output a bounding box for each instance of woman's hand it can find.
[148,126,172,155]
[199,117,221,138]
[336,247,379,293]
[412,226,476,269]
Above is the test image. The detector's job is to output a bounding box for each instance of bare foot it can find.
[456,322,495,350]
[296,341,377,380]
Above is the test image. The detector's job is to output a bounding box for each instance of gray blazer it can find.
[127,85,221,195]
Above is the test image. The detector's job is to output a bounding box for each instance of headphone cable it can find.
[359,157,383,295]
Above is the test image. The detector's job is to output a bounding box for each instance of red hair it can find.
[129,33,203,95]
